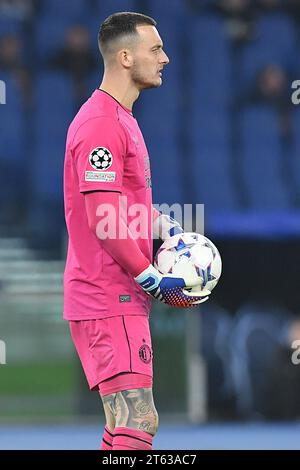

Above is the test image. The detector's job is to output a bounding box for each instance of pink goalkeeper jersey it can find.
[63,89,152,320]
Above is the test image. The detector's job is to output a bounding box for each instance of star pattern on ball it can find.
[89,147,113,171]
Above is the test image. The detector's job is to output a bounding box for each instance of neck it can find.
[99,70,140,111]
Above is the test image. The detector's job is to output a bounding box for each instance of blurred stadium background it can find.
[1,0,300,450]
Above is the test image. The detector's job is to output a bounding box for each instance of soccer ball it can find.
[154,232,222,294]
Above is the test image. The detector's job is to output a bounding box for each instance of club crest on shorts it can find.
[89,147,113,171]
[139,344,152,364]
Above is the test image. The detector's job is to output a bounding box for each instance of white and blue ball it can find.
[154,232,222,293]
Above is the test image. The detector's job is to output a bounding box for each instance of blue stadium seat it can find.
[0,73,24,163]
[186,0,217,7]
[35,16,84,61]
[180,15,234,213]
[188,15,231,108]
[135,85,184,207]
[239,105,290,209]
[290,109,300,201]
[86,69,102,96]
[31,72,74,202]
[150,140,185,208]
[241,13,296,87]
[191,109,230,144]
[258,13,295,55]
[0,17,22,36]
[0,74,26,206]
[94,0,137,20]
[28,72,74,251]
[191,145,238,212]
[188,110,238,211]
[87,16,101,57]
[148,0,188,20]
[34,71,74,119]
[137,15,234,211]
[39,0,90,21]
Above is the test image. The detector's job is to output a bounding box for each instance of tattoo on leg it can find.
[102,393,117,415]
[101,393,117,431]
[113,388,158,435]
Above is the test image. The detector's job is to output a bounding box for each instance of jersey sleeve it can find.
[71,116,127,193]
[85,191,150,277]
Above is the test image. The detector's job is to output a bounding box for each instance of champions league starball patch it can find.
[89,147,113,171]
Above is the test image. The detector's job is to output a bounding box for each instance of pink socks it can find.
[112,427,153,450]
[101,426,153,450]
[100,426,114,450]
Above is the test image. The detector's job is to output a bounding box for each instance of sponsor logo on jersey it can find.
[85,171,116,182]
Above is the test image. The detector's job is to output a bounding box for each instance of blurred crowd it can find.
[1,0,296,115]
[0,0,299,256]
[200,300,300,421]
[188,0,300,35]
[0,11,99,107]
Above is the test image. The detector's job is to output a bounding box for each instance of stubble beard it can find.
[131,62,161,91]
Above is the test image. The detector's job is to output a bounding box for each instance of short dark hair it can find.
[98,12,157,58]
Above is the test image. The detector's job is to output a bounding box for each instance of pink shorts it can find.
[69,315,153,394]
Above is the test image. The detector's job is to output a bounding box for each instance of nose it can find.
[161,50,169,65]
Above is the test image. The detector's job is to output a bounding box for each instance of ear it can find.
[118,49,133,69]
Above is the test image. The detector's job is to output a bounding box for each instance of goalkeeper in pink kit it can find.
[64,12,209,451]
